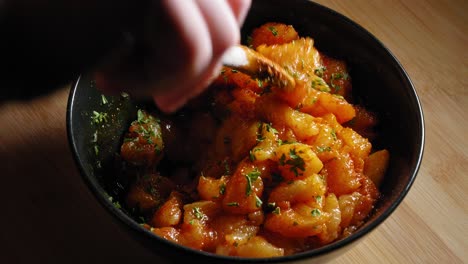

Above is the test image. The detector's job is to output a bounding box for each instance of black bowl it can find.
[67,0,424,263]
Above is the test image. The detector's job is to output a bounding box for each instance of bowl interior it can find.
[67,0,424,262]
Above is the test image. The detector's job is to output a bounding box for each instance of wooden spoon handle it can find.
[221,45,296,92]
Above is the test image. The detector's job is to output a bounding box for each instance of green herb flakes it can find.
[249,149,256,161]
[281,148,306,177]
[255,195,263,208]
[272,207,281,215]
[330,72,348,92]
[192,207,206,220]
[314,66,327,77]
[331,129,337,140]
[101,94,108,105]
[317,146,332,153]
[91,111,108,124]
[219,183,226,195]
[315,196,322,204]
[268,26,278,36]
[256,78,263,88]
[245,168,261,196]
[311,208,321,217]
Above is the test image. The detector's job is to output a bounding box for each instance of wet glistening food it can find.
[113,22,390,258]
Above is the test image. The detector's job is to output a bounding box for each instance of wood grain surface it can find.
[0,1,466,263]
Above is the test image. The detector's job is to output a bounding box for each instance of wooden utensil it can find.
[221,45,296,92]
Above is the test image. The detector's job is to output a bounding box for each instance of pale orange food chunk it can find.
[364,149,390,187]
[222,160,264,214]
[272,143,323,180]
[250,22,299,49]
[264,203,328,238]
[151,191,184,228]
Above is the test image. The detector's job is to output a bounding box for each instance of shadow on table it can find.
[0,88,167,264]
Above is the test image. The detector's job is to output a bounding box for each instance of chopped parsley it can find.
[255,195,263,208]
[314,66,327,77]
[279,148,306,177]
[268,26,278,36]
[108,197,122,209]
[256,78,263,88]
[249,149,256,161]
[311,208,321,217]
[91,131,98,143]
[317,146,332,153]
[311,78,330,92]
[331,129,337,140]
[315,196,322,204]
[192,207,206,220]
[278,139,295,145]
[123,137,135,142]
[91,111,108,124]
[272,207,281,215]
[113,201,122,209]
[137,109,151,124]
[219,183,226,195]
[227,202,239,207]
[265,123,278,134]
[245,168,261,196]
[333,94,345,100]
[330,72,348,92]
[101,94,108,105]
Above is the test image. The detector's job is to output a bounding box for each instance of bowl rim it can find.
[66,0,425,262]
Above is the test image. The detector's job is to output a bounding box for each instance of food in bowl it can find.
[109,22,390,258]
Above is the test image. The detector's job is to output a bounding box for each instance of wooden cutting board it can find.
[0,0,466,263]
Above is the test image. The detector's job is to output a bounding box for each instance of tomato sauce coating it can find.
[116,23,389,258]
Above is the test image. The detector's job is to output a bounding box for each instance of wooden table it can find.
[1,1,466,263]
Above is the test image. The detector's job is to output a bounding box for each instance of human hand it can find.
[94,0,252,113]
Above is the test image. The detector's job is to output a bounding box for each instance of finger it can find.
[160,0,213,82]
[153,0,245,112]
[196,0,240,57]
[226,0,252,26]
[153,62,223,112]
[96,0,214,101]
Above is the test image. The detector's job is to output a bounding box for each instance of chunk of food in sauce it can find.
[120,109,164,167]
[115,22,389,258]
